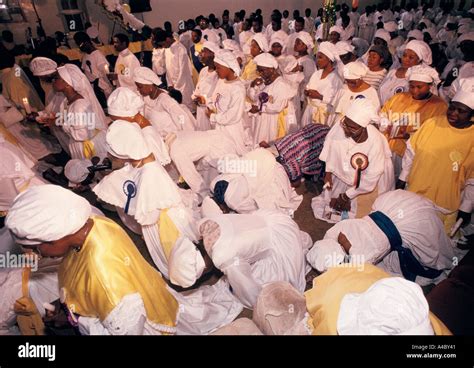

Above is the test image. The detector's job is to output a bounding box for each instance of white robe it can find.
[81,49,114,98]
[115,48,141,93]
[164,41,195,110]
[301,69,343,127]
[378,68,409,105]
[192,66,218,131]
[297,55,317,103]
[202,210,311,309]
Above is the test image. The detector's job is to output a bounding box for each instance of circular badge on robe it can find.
[449,150,463,163]
[351,152,369,171]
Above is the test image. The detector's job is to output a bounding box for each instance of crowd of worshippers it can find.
[0,1,473,336]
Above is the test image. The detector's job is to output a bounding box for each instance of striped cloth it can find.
[275,123,330,182]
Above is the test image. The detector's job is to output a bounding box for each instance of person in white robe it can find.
[248,53,296,145]
[307,190,457,286]
[6,184,242,335]
[192,41,219,131]
[294,32,317,106]
[329,61,381,126]
[301,42,343,127]
[208,148,302,216]
[133,67,196,134]
[279,55,305,125]
[110,34,141,93]
[153,28,195,111]
[312,98,394,222]
[199,209,312,309]
[52,64,108,160]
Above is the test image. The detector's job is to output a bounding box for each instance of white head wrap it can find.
[86,25,99,39]
[6,184,92,245]
[458,24,472,35]
[450,77,474,101]
[168,238,206,288]
[318,41,339,62]
[335,41,355,56]
[343,61,369,80]
[214,49,241,76]
[29,57,57,76]
[329,25,344,35]
[407,29,424,40]
[133,66,162,86]
[64,159,92,184]
[253,52,279,69]
[384,21,398,32]
[107,87,144,117]
[306,239,346,272]
[202,41,220,54]
[251,33,269,52]
[457,31,474,44]
[452,82,474,110]
[57,64,107,130]
[373,29,391,44]
[345,97,379,128]
[270,33,288,52]
[106,120,151,160]
[407,65,440,85]
[405,40,432,65]
[296,31,314,50]
[222,39,241,52]
[337,277,434,335]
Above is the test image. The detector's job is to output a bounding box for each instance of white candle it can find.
[104,64,110,74]
[22,97,31,114]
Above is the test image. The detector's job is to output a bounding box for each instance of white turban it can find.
[419,18,433,27]
[345,97,379,127]
[337,277,434,335]
[343,61,369,80]
[57,64,107,130]
[407,29,423,40]
[335,41,355,56]
[296,31,314,50]
[6,184,92,245]
[450,77,474,100]
[373,29,391,44]
[133,66,162,86]
[202,41,220,54]
[458,31,474,44]
[405,40,432,65]
[270,34,288,52]
[407,65,440,85]
[329,25,344,35]
[253,52,278,69]
[452,86,474,110]
[458,17,471,26]
[86,25,99,39]
[318,41,339,62]
[29,57,57,76]
[384,21,398,32]
[107,87,144,117]
[251,33,269,52]
[106,120,151,160]
[168,238,206,288]
[306,239,346,273]
[214,49,241,77]
[222,39,242,52]
[458,24,472,35]
[64,159,92,184]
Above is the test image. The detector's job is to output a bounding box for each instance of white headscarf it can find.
[405,40,432,65]
[457,31,474,44]
[383,21,398,32]
[222,39,241,52]
[406,65,440,85]
[329,25,344,35]
[280,55,299,74]
[343,61,369,80]
[337,277,434,335]
[57,63,107,130]
[64,158,92,184]
[306,239,346,272]
[133,66,162,86]
[345,97,379,127]
[251,33,269,52]
[407,29,424,40]
[107,87,144,117]
[335,41,355,56]
[452,85,474,110]
[270,33,288,52]
[202,41,220,54]
[106,120,151,160]
[318,41,339,62]
[6,184,92,245]
[214,49,241,77]
[29,57,57,76]
[373,29,391,44]
[296,31,314,50]
[253,52,278,69]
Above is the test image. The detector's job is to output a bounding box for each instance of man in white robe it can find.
[111,33,141,93]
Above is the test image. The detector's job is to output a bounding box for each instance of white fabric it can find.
[107,87,143,117]
[374,29,391,44]
[200,210,308,309]
[306,239,346,272]
[64,158,92,184]
[342,61,369,80]
[330,26,344,35]
[81,49,113,98]
[406,65,440,85]
[407,30,423,40]
[214,48,241,77]
[378,68,409,105]
[6,184,91,244]
[296,31,314,50]
[384,21,398,33]
[344,97,379,128]
[337,277,434,335]
[133,66,162,86]
[270,33,288,52]
[202,41,220,54]
[192,66,219,131]
[405,40,432,65]
[335,41,355,56]
[457,31,474,44]
[251,33,269,52]
[318,42,338,62]
[253,53,278,69]
[106,120,151,160]
[115,48,141,93]
[452,88,474,109]
[29,57,57,76]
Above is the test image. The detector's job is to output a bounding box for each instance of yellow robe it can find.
[381,92,448,157]
[58,216,179,333]
[407,116,474,212]
[305,264,451,335]
[240,59,258,82]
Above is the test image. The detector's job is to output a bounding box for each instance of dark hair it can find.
[168,88,182,104]
[192,28,202,37]
[2,30,14,43]
[369,45,392,69]
[0,52,15,70]
[295,16,305,26]
[73,31,90,46]
[152,28,171,43]
[114,33,130,47]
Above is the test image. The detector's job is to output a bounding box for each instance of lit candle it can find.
[104,64,110,74]
[22,97,31,114]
